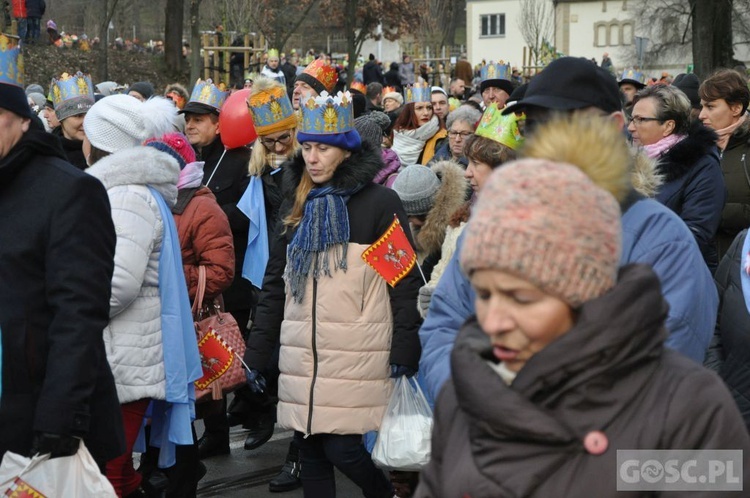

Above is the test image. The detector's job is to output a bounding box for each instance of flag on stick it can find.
[361,215,418,287]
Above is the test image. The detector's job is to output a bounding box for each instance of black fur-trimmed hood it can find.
[281,141,385,196]
[657,122,719,183]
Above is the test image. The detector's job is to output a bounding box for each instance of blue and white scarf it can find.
[285,185,363,302]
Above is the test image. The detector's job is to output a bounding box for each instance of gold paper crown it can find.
[189,78,229,110]
[350,81,366,94]
[0,34,24,88]
[404,82,430,104]
[247,83,296,135]
[268,48,280,60]
[475,103,525,150]
[49,71,94,107]
[299,91,354,134]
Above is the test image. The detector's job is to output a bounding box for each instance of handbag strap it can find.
[192,266,207,316]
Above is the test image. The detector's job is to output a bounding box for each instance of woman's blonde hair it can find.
[247,128,299,177]
[283,170,315,230]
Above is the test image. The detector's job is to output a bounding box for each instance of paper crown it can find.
[189,78,229,110]
[619,68,646,85]
[267,48,279,60]
[480,61,511,82]
[246,84,296,134]
[404,82,430,104]
[350,81,366,94]
[475,103,525,151]
[49,71,94,108]
[299,91,354,135]
[301,59,338,93]
[0,34,24,88]
[382,86,397,96]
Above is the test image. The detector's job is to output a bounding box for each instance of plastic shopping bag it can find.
[372,375,433,471]
[0,440,117,497]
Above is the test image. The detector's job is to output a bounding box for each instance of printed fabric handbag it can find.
[193,266,248,402]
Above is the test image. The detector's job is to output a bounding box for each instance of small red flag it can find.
[361,215,417,287]
[195,328,234,390]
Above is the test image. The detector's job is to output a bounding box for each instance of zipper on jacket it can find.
[306,278,319,437]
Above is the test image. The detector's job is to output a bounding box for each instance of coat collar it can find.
[450,265,668,494]
[282,141,384,195]
[86,146,180,206]
[656,121,720,182]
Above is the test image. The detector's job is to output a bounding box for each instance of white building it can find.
[467,0,750,81]
[466,0,527,70]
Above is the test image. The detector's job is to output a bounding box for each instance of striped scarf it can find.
[285,184,363,302]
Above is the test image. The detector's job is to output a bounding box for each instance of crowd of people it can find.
[5,22,750,498]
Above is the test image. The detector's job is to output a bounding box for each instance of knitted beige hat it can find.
[460,159,622,307]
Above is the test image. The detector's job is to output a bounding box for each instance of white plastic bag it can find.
[0,440,117,497]
[372,375,433,471]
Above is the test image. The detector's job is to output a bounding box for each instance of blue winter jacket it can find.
[419,193,718,403]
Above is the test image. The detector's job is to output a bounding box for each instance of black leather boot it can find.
[197,433,230,459]
[268,457,301,492]
[243,413,275,450]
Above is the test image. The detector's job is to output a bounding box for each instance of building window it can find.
[609,22,620,46]
[621,22,634,45]
[480,14,506,37]
[594,22,608,47]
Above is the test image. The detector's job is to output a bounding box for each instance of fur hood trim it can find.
[630,147,662,198]
[87,146,180,205]
[521,115,632,203]
[282,141,385,195]
[656,122,719,183]
[521,113,662,201]
[416,160,469,255]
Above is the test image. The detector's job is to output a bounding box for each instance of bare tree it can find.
[189,0,203,86]
[517,0,554,66]
[164,0,184,74]
[631,0,744,76]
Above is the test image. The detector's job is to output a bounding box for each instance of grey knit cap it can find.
[354,111,390,150]
[55,95,94,121]
[392,164,441,216]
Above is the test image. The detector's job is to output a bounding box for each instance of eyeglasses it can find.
[448,131,473,139]
[260,133,292,148]
[628,116,663,126]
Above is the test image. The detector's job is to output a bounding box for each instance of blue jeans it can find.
[26,17,41,43]
[16,18,27,43]
[293,432,392,498]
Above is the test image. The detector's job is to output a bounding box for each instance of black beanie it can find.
[0,83,33,119]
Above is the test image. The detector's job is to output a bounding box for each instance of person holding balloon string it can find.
[179,79,260,459]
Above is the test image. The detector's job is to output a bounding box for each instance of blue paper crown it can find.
[404,82,431,104]
[246,85,295,132]
[0,34,24,88]
[299,91,354,135]
[49,71,94,107]
[619,69,646,85]
[189,79,229,110]
[480,61,511,82]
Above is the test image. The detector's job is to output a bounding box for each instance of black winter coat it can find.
[25,0,44,17]
[706,229,750,430]
[0,130,124,466]
[245,142,423,372]
[654,122,725,272]
[52,125,87,170]
[363,60,384,85]
[418,265,750,497]
[197,137,255,314]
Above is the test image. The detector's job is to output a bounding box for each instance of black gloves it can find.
[30,432,80,458]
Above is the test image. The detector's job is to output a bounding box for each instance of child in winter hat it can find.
[144,132,204,190]
[83,94,177,154]
[460,159,622,308]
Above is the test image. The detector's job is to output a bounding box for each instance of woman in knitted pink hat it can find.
[415,115,750,497]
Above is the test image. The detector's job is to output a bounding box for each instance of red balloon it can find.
[219,89,257,149]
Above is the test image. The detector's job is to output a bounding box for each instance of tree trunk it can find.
[189,0,202,88]
[165,0,184,73]
[345,0,357,86]
[691,0,735,79]
[98,0,110,81]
